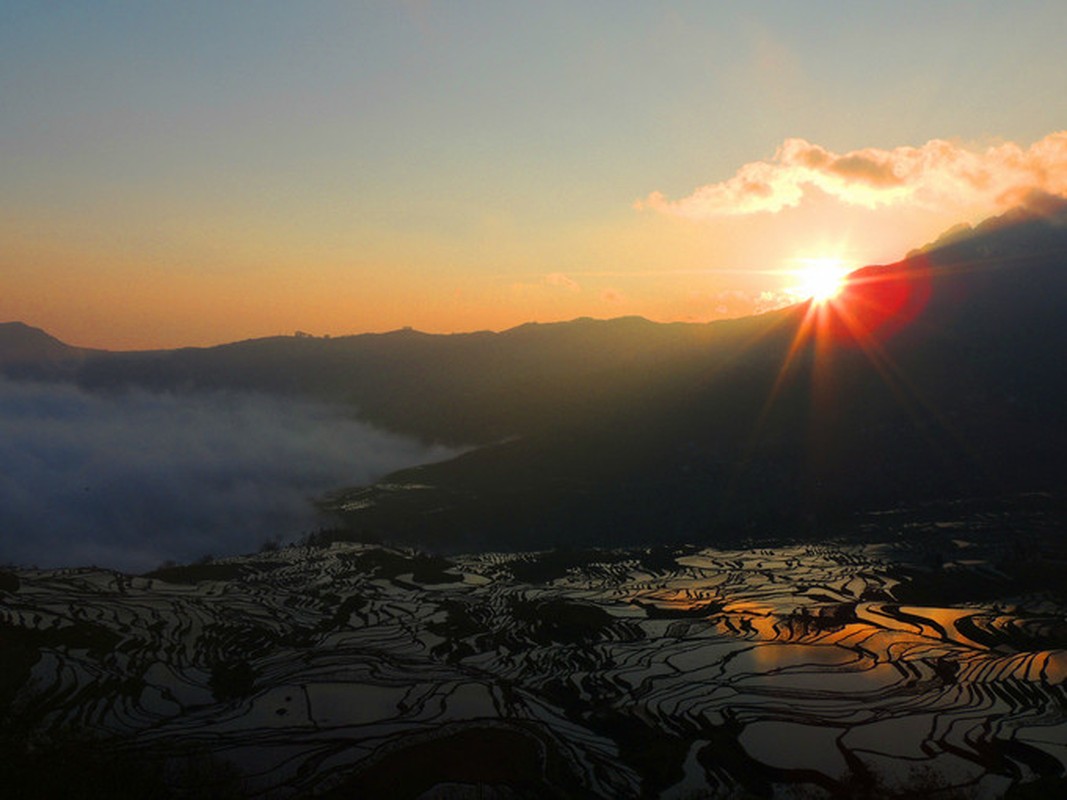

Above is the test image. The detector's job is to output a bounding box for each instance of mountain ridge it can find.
[0,321,80,361]
[0,321,105,378]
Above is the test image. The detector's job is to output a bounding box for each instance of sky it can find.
[3,1,1067,350]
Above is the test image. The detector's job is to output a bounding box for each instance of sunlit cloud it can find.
[639,131,1067,218]
[544,272,581,291]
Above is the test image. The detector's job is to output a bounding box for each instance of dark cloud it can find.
[0,380,456,572]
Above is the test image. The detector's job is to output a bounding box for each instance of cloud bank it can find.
[639,131,1067,218]
[0,380,456,573]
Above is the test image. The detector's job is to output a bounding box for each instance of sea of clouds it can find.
[0,378,456,573]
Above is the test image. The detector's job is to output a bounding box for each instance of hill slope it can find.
[75,310,794,444]
[321,205,1067,549]
[0,322,97,376]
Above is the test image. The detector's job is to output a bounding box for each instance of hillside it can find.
[75,310,794,445]
[0,322,98,377]
[321,204,1067,550]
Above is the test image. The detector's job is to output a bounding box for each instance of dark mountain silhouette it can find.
[74,310,792,444]
[315,203,1067,549]
[0,322,100,378]
[7,202,1067,550]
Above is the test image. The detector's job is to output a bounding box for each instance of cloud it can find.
[638,131,1067,218]
[544,272,581,291]
[0,380,456,572]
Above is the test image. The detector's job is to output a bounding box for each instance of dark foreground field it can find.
[3,496,1067,798]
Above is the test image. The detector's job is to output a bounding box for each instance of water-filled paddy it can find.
[3,514,1067,797]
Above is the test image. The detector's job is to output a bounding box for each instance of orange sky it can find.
[3,5,1066,350]
[4,173,1052,351]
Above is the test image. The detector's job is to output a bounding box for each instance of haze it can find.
[0,379,457,571]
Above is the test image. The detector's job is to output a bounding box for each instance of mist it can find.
[0,379,457,573]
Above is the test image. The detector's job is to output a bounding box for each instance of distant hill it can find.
[75,310,794,444]
[0,322,100,378]
[0,322,77,364]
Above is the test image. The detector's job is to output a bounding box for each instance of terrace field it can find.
[3,497,1066,798]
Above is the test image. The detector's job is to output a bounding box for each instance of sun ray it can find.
[742,300,821,454]
[737,255,989,504]
[827,290,990,474]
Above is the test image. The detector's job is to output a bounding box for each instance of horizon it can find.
[5,307,776,352]
[3,4,1067,349]
[0,200,1037,353]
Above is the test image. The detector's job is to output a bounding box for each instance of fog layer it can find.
[0,379,455,572]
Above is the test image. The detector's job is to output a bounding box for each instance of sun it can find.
[793,257,850,304]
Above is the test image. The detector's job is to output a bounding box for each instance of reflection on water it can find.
[3,521,1067,797]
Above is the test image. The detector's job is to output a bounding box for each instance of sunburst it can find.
[793,257,850,304]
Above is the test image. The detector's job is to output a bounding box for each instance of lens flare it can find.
[748,253,936,463]
[793,258,850,304]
